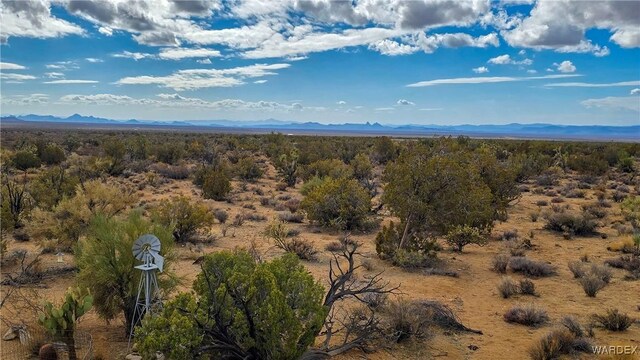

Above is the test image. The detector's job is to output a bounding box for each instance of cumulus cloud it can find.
[581,97,640,112]
[197,58,212,64]
[85,58,103,63]
[98,26,113,36]
[473,66,489,74]
[112,51,155,60]
[57,92,322,113]
[396,99,414,106]
[502,1,638,53]
[631,88,640,95]
[0,62,26,70]
[407,74,580,87]
[45,72,65,78]
[115,63,291,90]
[555,60,576,73]
[0,0,84,43]
[1,93,49,105]
[368,39,419,56]
[487,54,532,66]
[337,100,346,105]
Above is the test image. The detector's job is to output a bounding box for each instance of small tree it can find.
[38,143,66,165]
[445,225,488,252]
[200,168,231,201]
[29,180,136,249]
[103,138,127,175]
[38,287,93,360]
[153,196,214,242]
[12,149,41,171]
[300,177,371,230]
[136,250,326,359]
[76,211,176,334]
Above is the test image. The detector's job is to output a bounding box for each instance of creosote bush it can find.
[544,211,598,237]
[153,196,214,243]
[591,309,634,332]
[503,304,549,327]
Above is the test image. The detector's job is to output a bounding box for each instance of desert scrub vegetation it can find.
[543,210,599,238]
[591,309,634,332]
[263,221,318,260]
[503,304,549,327]
[153,196,214,243]
[497,277,538,298]
[445,225,488,252]
[508,257,557,277]
[529,326,593,360]
[300,176,372,231]
[76,211,176,334]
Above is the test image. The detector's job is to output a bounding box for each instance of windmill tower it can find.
[128,234,165,345]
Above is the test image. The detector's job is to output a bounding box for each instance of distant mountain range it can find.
[2,113,638,141]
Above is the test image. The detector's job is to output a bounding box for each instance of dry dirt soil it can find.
[2,159,639,360]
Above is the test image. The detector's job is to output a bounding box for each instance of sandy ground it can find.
[1,160,639,360]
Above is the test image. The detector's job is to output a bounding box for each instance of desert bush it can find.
[149,163,191,179]
[536,173,558,187]
[29,180,136,249]
[135,251,326,359]
[391,248,438,269]
[579,275,606,297]
[612,191,627,202]
[498,277,519,299]
[29,166,79,210]
[301,177,371,231]
[153,196,214,243]
[543,211,598,237]
[383,299,430,343]
[155,143,184,164]
[1,176,33,229]
[568,261,586,278]
[284,198,300,213]
[263,221,317,260]
[361,258,375,271]
[278,211,304,223]
[550,196,565,203]
[38,143,66,165]
[232,213,245,227]
[275,150,298,187]
[77,211,176,334]
[299,158,353,181]
[509,257,557,277]
[592,309,633,331]
[201,168,231,201]
[445,225,488,252]
[581,203,607,219]
[565,189,585,198]
[621,196,640,229]
[492,254,510,274]
[214,209,228,224]
[244,213,267,222]
[12,149,41,170]
[529,211,539,222]
[235,157,263,182]
[536,200,548,207]
[501,229,519,241]
[519,279,537,296]
[503,304,549,327]
[528,329,592,360]
[375,220,440,267]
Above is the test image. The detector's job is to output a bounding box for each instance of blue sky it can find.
[1,0,639,126]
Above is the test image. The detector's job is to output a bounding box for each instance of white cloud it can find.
[396,99,414,106]
[555,60,576,73]
[1,94,49,105]
[487,54,532,66]
[0,62,26,70]
[112,51,155,60]
[368,39,419,56]
[337,100,346,105]
[407,74,580,87]
[527,69,537,74]
[501,1,638,53]
[411,32,499,54]
[45,72,65,78]
[472,66,489,74]
[544,81,640,88]
[0,73,36,81]
[58,93,323,113]
[44,80,99,84]
[0,0,85,43]
[158,48,222,60]
[116,63,291,90]
[375,107,394,111]
[85,58,103,63]
[254,80,268,84]
[98,27,113,36]
[581,97,640,112]
[197,58,212,64]
[631,88,640,95]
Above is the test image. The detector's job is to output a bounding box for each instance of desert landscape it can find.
[1,128,638,359]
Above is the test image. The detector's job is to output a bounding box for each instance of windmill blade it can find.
[132,234,162,261]
[150,252,165,273]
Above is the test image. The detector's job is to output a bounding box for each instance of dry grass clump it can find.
[497,277,519,299]
[604,255,640,280]
[519,279,537,296]
[579,276,606,297]
[492,254,510,274]
[568,261,612,297]
[278,211,304,223]
[592,309,634,331]
[528,328,592,360]
[509,257,557,277]
[503,304,549,327]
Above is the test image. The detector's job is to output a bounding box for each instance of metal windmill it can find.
[128,234,165,345]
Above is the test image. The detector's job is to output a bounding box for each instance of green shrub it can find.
[38,143,66,165]
[445,225,488,252]
[375,220,440,267]
[300,177,371,230]
[235,157,263,182]
[136,250,327,359]
[201,168,231,201]
[13,150,41,170]
[543,211,598,237]
[154,196,214,242]
[299,159,353,181]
